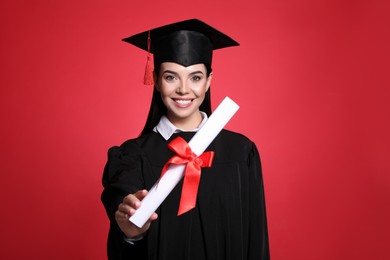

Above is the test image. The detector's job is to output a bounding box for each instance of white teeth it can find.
[175,99,191,104]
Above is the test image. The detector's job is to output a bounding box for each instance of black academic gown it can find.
[101,130,270,260]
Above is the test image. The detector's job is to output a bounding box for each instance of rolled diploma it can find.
[129,96,240,228]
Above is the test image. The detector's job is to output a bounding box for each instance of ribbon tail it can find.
[177,163,201,215]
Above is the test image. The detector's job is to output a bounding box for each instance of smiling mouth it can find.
[173,99,193,105]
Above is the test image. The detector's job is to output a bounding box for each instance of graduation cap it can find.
[122,19,239,85]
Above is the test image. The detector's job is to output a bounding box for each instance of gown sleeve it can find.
[248,142,270,259]
[101,143,148,260]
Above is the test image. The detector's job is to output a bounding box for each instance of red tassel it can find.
[144,53,154,85]
[143,31,154,86]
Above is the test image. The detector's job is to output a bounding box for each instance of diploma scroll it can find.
[130,96,240,228]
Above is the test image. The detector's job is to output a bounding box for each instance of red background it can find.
[1,0,389,259]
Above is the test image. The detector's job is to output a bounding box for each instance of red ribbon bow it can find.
[160,137,215,215]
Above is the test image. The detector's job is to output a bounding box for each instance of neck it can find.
[167,112,203,131]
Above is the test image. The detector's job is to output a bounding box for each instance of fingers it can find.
[123,190,144,208]
[115,207,130,221]
[134,189,148,200]
[115,190,159,238]
[117,201,134,217]
[149,212,158,222]
[118,189,158,222]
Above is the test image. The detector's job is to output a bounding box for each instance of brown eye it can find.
[164,75,176,81]
[191,76,201,81]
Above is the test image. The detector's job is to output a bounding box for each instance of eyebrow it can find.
[162,70,205,76]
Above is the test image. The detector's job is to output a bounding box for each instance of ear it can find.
[206,72,213,91]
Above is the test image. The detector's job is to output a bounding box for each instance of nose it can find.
[176,81,189,94]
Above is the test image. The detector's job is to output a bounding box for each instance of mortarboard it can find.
[122,19,239,85]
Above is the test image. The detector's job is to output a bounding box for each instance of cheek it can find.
[158,82,173,96]
[194,83,208,96]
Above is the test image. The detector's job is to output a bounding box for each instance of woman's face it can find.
[156,62,212,130]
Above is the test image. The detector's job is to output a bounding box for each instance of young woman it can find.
[101,19,270,260]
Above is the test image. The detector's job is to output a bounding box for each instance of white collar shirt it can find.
[153,111,208,140]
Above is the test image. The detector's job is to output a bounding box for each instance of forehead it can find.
[159,62,207,73]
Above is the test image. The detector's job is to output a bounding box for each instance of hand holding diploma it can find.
[115,190,158,239]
